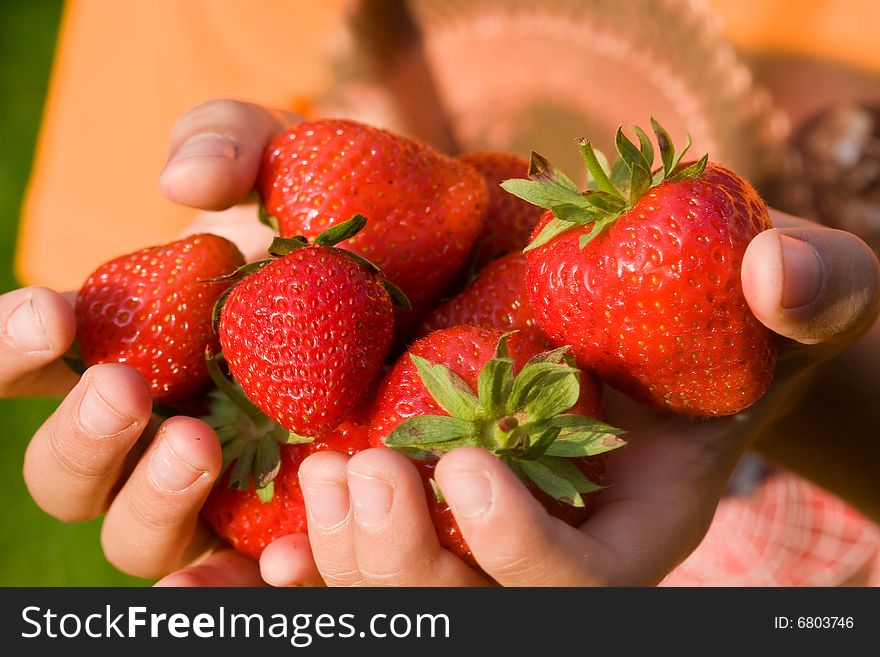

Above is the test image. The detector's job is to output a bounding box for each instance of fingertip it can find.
[83,363,153,427]
[299,449,351,482]
[159,154,252,211]
[260,534,324,587]
[741,228,785,327]
[154,550,263,587]
[744,226,880,346]
[299,451,351,532]
[148,416,222,493]
[2,286,76,356]
[435,448,498,521]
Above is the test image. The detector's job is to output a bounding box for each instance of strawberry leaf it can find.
[254,437,281,490]
[255,482,274,504]
[338,250,381,275]
[314,214,368,247]
[410,354,481,420]
[267,235,309,257]
[228,442,256,491]
[385,415,477,447]
[668,154,709,182]
[523,218,580,252]
[286,431,314,444]
[518,426,561,460]
[500,178,585,211]
[258,205,281,233]
[528,150,581,194]
[477,352,514,418]
[545,432,627,457]
[524,345,570,366]
[577,139,619,197]
[380,278,412,311]
[650,117,674,178]
[518,458,586,507]
[670,132,693,173]
[632,124,655,172]
[509,362,580,417]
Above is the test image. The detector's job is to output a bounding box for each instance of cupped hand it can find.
[17,99,304,583]
[258,209,880,586]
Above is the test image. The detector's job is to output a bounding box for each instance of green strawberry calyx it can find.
[383,334,626,508]
[206,213,411,331]
[500,118,708,251]
[201,350,311,503]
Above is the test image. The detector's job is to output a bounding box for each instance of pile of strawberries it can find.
[73,118,775,564]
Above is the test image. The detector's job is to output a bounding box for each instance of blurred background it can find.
[0,0,141,585]
[1,0,878,586]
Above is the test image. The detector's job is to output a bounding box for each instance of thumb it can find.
[435,447,608,586]
[742,220,880,349]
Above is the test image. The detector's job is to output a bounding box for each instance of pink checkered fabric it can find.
[661,472,880,587]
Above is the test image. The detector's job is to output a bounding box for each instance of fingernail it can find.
[442,470,492,519]
[78,382,136,437]
[171,133,237,162]
[348,471,393,527]
[149,432,205,493]
[779,234,823,309]
[302,478,350,530]
[6,298,51,352]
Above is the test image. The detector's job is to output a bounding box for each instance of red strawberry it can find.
[217,216,399,438]
[75,234,245,404]
[416,251,546,346]
[202,412,370,560]
[257,118,488,332]
[503,120,776,416]
[369,326,623,567]
[458,151,544,269]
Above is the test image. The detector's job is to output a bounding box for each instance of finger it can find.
[742,224,880,348]
[435,447,606,586]
[154,549,264,587]
[101,416,222,579]
[159,99,301,210]
[259,533,325,587]
[23,364,152,521]
[0,287,79,396]
[345,449,487,586]
[298,451,364,587]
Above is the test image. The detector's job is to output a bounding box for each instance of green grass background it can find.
[0,0,143,586]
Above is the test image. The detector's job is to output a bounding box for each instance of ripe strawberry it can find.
[503,119,776,416]
[201,409,370,560]
[416,252,546,346]
[256,118,488,331]
[74,234,244,404]
[217,215,401,439]
[369,326,623,567]
[457,151,544,269]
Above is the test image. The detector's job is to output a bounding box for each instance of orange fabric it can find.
[17,0,348,289]
[711,0,880,73]
[17,0,880,289]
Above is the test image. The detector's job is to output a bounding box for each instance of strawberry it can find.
[502,119,776,416]
[369,326,623,567]
[74,234,245,404]
[457,151,544,269]
[217,215,402,439]
[256,118,488,332]
[416,251,546,346]
[201,409,370,560]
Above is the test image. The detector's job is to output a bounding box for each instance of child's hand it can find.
[250,211,879,586]
[16,100,304,581]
